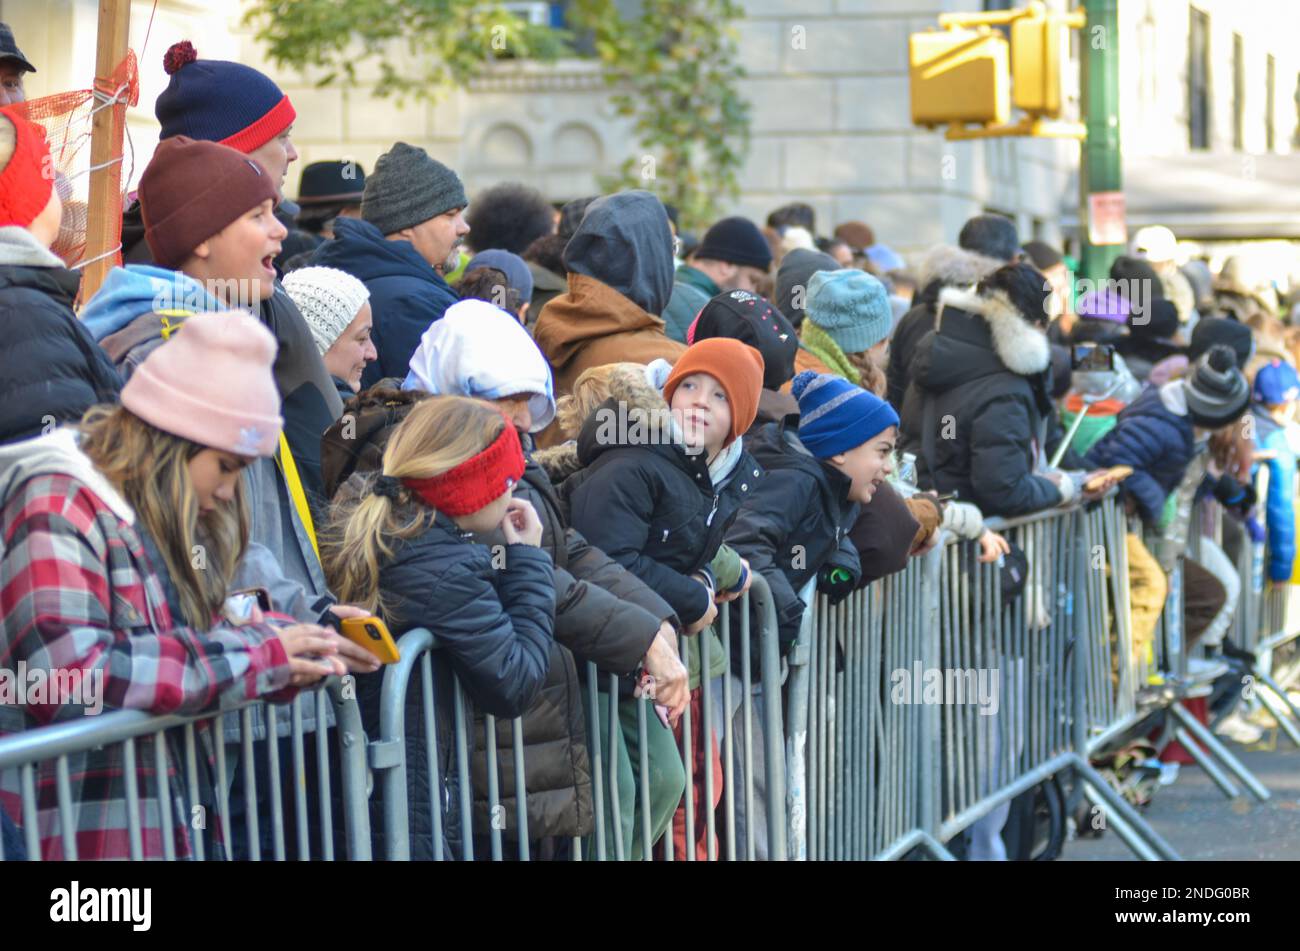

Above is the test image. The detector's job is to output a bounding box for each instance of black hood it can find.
[562,190,674,316]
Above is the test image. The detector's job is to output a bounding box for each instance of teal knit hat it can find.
[805,269,892,355]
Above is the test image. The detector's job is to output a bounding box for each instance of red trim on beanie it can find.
[0,107,53,229]
[218,95,297,155]
[402,418,526,517]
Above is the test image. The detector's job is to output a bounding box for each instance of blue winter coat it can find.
[1251,407,1296,582]
[314,217,459,389]
[1084,384,1195,525]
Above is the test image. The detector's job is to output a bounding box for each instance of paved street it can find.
[1063,736,1300,861]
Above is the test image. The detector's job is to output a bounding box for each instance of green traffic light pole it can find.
[1079,0,1122,286]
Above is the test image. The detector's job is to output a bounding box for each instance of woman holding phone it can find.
[323,395,556,858]
[0,312,375,859]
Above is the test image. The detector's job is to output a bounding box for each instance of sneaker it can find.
[1214,711,1264,745]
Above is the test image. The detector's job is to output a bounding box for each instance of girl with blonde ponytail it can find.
[322,394,556,858]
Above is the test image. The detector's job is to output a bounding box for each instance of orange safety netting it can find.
[7,50,138,272]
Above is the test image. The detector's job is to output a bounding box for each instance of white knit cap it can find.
[282,266,371,355]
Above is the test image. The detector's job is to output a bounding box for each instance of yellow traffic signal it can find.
[1011,7,1073,118]
[909,28,1010,128]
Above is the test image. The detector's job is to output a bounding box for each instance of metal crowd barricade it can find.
[0,679,371,861]
[786,495,1178,861]
[370,574,787,861]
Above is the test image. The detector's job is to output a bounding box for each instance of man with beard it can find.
[313,141,469,388]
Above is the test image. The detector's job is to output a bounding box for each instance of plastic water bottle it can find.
[898,452,918,488]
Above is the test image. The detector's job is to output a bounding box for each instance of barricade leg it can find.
[1171,727,1242,800]
[1168,702,1269,802]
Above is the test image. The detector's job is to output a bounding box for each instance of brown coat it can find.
[534,273,686,397]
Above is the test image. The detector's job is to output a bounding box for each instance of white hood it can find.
[0,428,135,536]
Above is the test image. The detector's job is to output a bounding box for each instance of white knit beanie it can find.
[282,266,370,355]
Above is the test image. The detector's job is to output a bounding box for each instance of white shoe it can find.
[1214,711,1264,745]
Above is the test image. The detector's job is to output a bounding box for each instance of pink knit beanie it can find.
[121,311,283,457]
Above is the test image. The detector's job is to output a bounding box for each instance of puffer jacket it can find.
[900,285,1063,518]
[1084,383,1197,526]
[355,508,555,859]
[724,417,860,655]
[558,368,760,629]
[886,244,1004,413]
[0,228,121,445]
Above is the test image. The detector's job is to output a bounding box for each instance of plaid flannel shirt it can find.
[0,472,293,859]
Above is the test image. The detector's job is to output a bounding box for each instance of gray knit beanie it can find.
[361,142,468,236]
[1183,344,1249,429]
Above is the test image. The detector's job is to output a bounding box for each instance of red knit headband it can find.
[0,107,53,229]
[402,418,526,517]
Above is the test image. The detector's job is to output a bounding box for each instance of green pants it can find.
[582,691,684,860]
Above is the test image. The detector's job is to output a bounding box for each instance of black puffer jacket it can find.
[0,245,121,445]
[356,510,555,859]
[899,286,1063,519]
[559,369,760,628]
[724,417,860,657]
[886,245,1004,413]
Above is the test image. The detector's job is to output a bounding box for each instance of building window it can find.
[1188,8,1211,150]
[1266,54,1277,152]
[1233,33,1244,150]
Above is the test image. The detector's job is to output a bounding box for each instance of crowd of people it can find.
[0,31,1294,861]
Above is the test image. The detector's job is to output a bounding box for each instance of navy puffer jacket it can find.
[1084,384,1195,525]
[354,511,555,859]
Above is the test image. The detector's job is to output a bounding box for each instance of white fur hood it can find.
[935,285,1051,377]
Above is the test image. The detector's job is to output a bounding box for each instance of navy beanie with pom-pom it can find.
[155,41,296,154]
[793,370,899,459]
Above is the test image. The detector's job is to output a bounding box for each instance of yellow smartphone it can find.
[340,616,401,665]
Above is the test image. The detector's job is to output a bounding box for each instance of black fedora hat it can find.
[297,159,366,206]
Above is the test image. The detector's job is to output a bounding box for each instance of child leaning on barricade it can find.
[321,395,557,860]
[1084,344,1253,661]
[548,338,765,860]
[0,313,376,860]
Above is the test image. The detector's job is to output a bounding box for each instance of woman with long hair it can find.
[322,394,555,859]
[0,312,375,859]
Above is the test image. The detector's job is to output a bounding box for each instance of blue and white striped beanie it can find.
[792,370,899,459]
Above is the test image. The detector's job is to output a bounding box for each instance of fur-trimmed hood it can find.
[535,364,670,486]
[934,285,1051,377]
[917,244,1004,295]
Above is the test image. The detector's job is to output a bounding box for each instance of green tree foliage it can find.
[242,0,749,230]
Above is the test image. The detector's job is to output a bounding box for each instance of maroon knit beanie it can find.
[140,136,279,269]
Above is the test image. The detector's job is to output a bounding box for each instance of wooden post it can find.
[81,0,131,302]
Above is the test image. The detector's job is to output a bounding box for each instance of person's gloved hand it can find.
[817,563,858,606]
[904,494,942,553]
[1212,474,1256,515]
